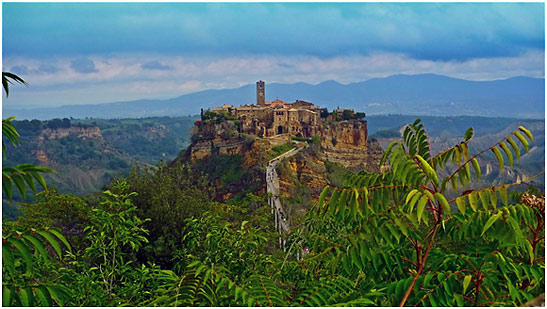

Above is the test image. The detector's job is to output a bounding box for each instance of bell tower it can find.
[256,80,265,106]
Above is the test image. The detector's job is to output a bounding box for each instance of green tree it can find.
[123,162,215,267]
[303,119,543,306]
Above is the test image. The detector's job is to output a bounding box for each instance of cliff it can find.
[180,118,384,204]
[184,121,255,161]
[39,126,103,141]
[318,120,384,172]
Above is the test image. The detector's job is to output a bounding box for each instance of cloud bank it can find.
[2,2,544,108]
[2,51,543,108]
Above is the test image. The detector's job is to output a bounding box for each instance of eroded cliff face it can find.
[319,120,383,172]
[181,118,384,206]
[185,121,254,161]
[39,126,103,141]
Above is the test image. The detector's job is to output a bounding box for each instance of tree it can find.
[123,162,215,268]
[143,119,543,307]
[2,71,66,306]
[303,119,543,306]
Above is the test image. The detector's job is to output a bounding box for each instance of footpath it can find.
[266,141,307,238]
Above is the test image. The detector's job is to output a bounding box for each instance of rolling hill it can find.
[4,74,544,120]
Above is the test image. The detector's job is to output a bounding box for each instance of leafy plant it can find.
[2,223,72,306]
[302,119,543,306]
[2,72,68,307]
[83,180,151,301]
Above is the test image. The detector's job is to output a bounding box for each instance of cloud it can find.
[1,50,543,109]
[70,58,97,73]
[38,64,59,74]
[2,3,543,62]
[8,64,60,75]
[10,65,30,75]
[141,61,173,71]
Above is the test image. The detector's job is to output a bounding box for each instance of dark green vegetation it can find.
[2,116,197,214]
[3,112,544,305]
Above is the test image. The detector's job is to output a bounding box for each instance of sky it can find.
[2,2,545,108]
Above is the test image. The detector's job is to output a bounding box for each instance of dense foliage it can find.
[3,112,544,306]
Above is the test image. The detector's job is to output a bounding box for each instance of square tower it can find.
[256,80,265,106]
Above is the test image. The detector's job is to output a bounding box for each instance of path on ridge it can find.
[266,141,307,234]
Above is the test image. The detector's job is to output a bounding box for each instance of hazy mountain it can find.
[4,74,544,120]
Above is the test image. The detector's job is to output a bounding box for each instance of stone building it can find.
[209,81,325,138]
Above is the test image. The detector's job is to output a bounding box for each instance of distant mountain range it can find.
[4,74,544,120]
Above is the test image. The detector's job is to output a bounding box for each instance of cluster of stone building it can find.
[208,81,356,138]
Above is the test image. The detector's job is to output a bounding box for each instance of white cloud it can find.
[2,50,544,108]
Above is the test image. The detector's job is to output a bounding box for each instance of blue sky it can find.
[2,2,545,108]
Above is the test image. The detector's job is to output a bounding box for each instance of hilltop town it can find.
[186,81,383,175]
[204,80,365,139]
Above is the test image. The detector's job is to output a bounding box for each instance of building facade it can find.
[210,81,325,138]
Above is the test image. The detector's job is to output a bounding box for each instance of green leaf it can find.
[506,136,521,162]
[489,188,497,208]
[499,186,508,206]
[435,192,451,216]
[492,147,504,174]
[499,142,514,168]
[416,155,439,187]
[35,287,53,307]
[471,158,481,181]
[450,176,458,192]
[20,287,33,307]
[464,128,474,141]
[2,175,13,202]
[12,175,27,200]
[513,131,529,154]
[380,141,399,167]
[462,275,472,294]
[35,230,62,259]
[417,195,428,223]
[47,228,72,252]
[468,192,478,212]
[8,237,33,274]
[363,188,371,213]
[481,211,501,236]
[318,187,330,209]
[31,171,48,190]
[22,233,49,259]
[518,126,533,142]
[3,286,12,306]
[464,163,471,184]
[46,286,65,307]
[479,190,490,211]
[408,191,421,212]
[455,197,466,215]
[406,189,419,204]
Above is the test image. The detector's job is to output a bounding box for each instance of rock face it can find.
[319,120,383,172]
[181,118,384,206]
[184,119,384,173]
[39,126,103,141]
[185,121,254,161]
[278,152,328,198]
